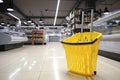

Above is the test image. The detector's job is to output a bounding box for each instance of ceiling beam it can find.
[27,16,66,19]
[13,4,27,18]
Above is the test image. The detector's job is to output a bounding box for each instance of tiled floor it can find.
[0,42,120,80]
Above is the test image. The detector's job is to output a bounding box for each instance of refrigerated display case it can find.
[0,26,28,51]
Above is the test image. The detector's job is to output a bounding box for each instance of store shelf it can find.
[68,9,99,34]
[32,30,44,45]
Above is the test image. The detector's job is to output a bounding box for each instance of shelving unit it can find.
[69,8,98,34]
[69,8,82,33]
[21,26,47,45]
[21,27,35,44]
[32,30,44,45]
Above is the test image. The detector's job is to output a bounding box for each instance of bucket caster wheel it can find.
[94,71,97,75]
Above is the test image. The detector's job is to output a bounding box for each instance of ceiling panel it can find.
[96,0,120,11]
[13,0,76,16]
[13,0,77,25]
[14,0,57,16]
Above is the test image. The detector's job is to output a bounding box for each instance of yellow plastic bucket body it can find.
[62,31,102,76]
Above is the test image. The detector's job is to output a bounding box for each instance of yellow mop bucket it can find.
[61,31,102,76]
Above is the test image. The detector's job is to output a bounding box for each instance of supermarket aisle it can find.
[0,42,120,80]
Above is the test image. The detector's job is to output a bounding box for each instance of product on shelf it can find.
[32,30,44,45]
[69,8,98,34]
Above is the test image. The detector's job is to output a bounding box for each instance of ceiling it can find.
[13,0,78,26]
[0,0,120,26]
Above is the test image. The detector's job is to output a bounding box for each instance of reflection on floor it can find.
[0,42,120,80]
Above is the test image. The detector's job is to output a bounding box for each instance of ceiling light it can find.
[1,23,5,25]
[27,18,32,23]
[1,20,5,25]
[104,7,109,15]
[7,23,10,27]
[53,0,60,26]
[104,12,110,15]
[0,0,3,3]
[39,18,43,23]
[39,21,43,23]
[7,0,14,12]
[7,8,14,12]
[31,22,34,25]
[28,20,32,23]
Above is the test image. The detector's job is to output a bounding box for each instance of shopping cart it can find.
[61,9,102,76]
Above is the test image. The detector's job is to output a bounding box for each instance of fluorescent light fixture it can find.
[104,7,109,15]
[24,21,27,24]
[53,0,60,26]
[7,8,14,12]
[8,12,20,21]
[0,0,3,3]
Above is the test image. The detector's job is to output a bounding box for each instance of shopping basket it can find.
[61,31,102,76]
[61,9,102,76]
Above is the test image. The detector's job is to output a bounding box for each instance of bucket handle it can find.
[61,38,97,45]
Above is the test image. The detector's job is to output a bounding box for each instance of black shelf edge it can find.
[98,50,120,62]
[24,42,46,45]
[0,43,24,51]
